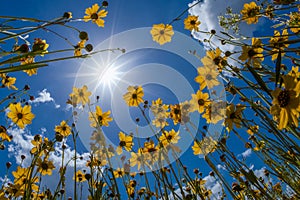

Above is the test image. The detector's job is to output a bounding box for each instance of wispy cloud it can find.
[30,89,60,108]
[188,0,261,52]
[238,148,252,159]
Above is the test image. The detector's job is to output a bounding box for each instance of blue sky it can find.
[0,0,273,199]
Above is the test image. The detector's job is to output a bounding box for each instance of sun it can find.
[98,65,122,92]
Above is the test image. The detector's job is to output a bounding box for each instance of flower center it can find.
[17,113,23,119]
[213,57,221,65]
[198,99,205,106]
[229,112,236,119]
[248,8,258,17]
[79,91,84,97]
[41,162,49,170]
[190,20,196,25]
[132,93,137,99]
[206,74,213,81]
[174,108,180,115]
[119,141,126,147]
[247,49,256,58]
[91,13,98,20]
[159,30,165,35]
[277,90,290,107]
[167,135,173,140]
[147,147,156,153]
[62,126,67,131]
[98,116,103,122]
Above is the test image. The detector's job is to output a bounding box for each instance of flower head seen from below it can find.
[239,38,264,68]
[74,40,86,57]
[240,2,261,24]
[20,56,37,76]
[192,137,217,155]
[150,24,174,45]
[7,103,35,129]
[32,38,49,55]
[0,73,18,90]
[190,90,211,114]
[84,3,108,27]
[36,158,55,176]
[73,170,87,182]
[54,120,71,137]
[123,85,144,107]
[69,85,91,107]
[195,66,220,90]
[159,129,180,147]
[116,132,134,155]
[225,104,246,132]
[289,11,300,33]
[269,29,289,60]
[169,104,181,125]
[270,75,300,130]
[0,125,10,142]
[89,105,112,127]
[184,15,201,31]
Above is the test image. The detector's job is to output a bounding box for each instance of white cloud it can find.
[30,89,60,108]
[188,0,261,52]
[166,174,222,200]
[7,128,34,166]
[238,149,252,159]
[217,164,226,171]
[6,128,90,198]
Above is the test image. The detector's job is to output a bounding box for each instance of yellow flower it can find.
[74,40,86,56]
[180,100,193,124]
[151,98,169,128]
[73,170,87,182]
[270,75,300,129]
[7,103,35,129]
[142,140,160,165]
[169,104,181,125]
[36,158,55,176]
[195,51,220,90]
[192,137,217,155]
[123,85,144,107]
[195,67,220,90]
[113,168,125,178]
[84,3,108,27]
[238,38,264,68]
[159,129,180,147]
[288,66,300,78]
[89,105,112,127]
[150,24,174,45]
[126,185,135,198]
[253,140,265,151]
[202,101,226,124]
[54,120,71,137]
[225,104,245,132]
[247,125,259,135]
[116,132,134,155]
[240,2,261,24]
[12,166,39,192]
[289,12,300,33]
[190,90,211,113]
[20,56,37,76]
[0,73,17,90]
[0,125,10,142]
[69,85,91,106]
[130,149,146,170]
[184,15,201,31]
[32,38,49,55]
[269,29,289,61]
